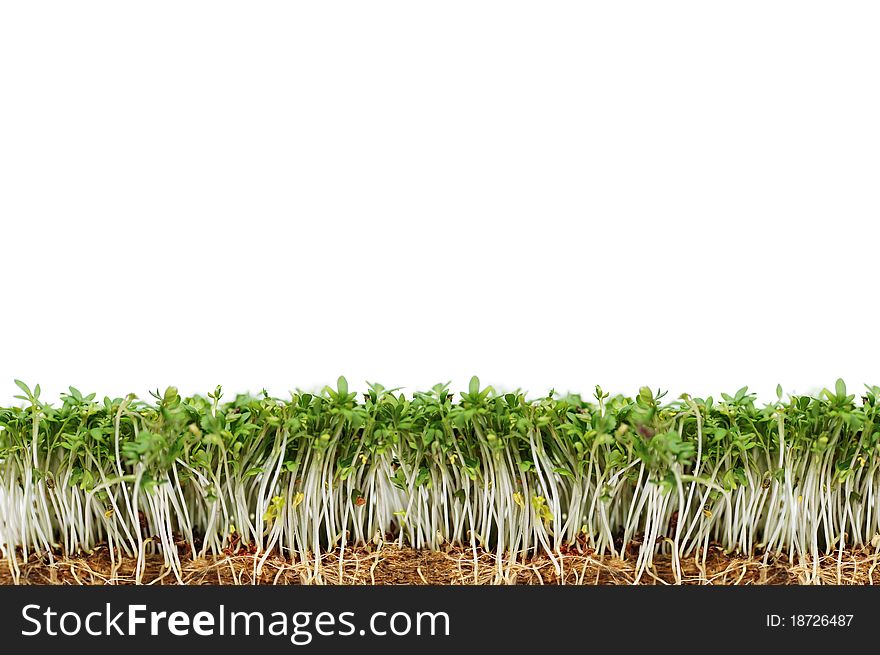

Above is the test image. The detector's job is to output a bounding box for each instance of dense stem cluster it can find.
[2,378,879,584]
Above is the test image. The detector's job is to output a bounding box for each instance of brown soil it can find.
[3,544,880,585]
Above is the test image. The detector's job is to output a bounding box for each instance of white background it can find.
[1,1,878,404]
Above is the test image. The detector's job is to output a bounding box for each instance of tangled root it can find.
[4,544,880,585]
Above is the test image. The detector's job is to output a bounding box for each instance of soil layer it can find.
[3,545,879,585]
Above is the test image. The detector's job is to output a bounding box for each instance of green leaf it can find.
[469,376,480,396]
[390,468,407,490]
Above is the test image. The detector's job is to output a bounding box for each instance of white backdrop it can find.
[1,1,878,404]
